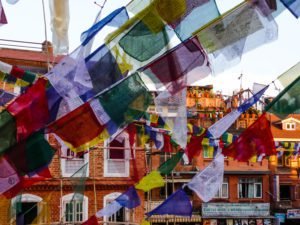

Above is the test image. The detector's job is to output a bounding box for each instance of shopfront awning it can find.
[149,215,202,223]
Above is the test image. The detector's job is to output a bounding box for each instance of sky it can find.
[1,0,300,97]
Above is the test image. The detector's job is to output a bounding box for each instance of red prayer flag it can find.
[7,78,50,141]
[0,1,7,25]
[163,133,172,153]
[82,215,98,225]
[47,102,105,151]
[185,133,205,161]
[222,113,276,161]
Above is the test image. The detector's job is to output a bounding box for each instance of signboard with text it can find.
[202,203,270,217]
[287,209,300,219]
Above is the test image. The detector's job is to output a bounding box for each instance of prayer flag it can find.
[0,89,16,106]
[265,76,300,118]
[0,0,7,25]
[158,151,184,176]
[187,154,224,202]
[146,189,192,217]
[49,0,70,54]
[115,186,141,209]
[280,0,300,18]
[96,201,122,218]
[173,0,220,41]
[277,62,300,88]
[196,1,277,74]
[142,37,210,95]
[82,215,98,225]
[0,110,16,154]
[185,134,205,162]
[7,78,49,141]
[208,85,268,138]
[81,7,129,46]
[222,113,276,161]
[97,73,152,132]
[0,157,20,194]
[5,131,55,176]
[163,133,172,153]
[135,170,165,192]
[47,102,106,152]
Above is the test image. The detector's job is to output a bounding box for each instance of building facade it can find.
[0,44,146,225]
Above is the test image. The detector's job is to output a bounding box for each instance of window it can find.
[61,147,89,177]
[280,185,291,200]
[238,178,262,199]
[61,193,88,224]
[103,193,130,223]
[215,178,229,199]
[104,132,130,177]
[285,122,296,130]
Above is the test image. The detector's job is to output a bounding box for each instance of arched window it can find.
[103,192,130,223]
[61,193,88,223]
[11,194,42,225]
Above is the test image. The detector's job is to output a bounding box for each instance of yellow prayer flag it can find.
[141,219,151,225]
[135,170,165,192]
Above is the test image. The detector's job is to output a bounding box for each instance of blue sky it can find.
[1,0,300,96]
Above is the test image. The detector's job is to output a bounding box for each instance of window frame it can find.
[103,192,130,223]
[214,179,229,199]
[285,122,296,130]
[61,193,88,224]
[104,132,130,177]
[238,178,262,199]
[60,147,89,177]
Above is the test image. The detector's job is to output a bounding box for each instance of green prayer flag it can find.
[265,76,300,118]
[158,151,184,176]
[6,131,55,176]
[98,73,152,127]
[277,62,300,88]
[0,110,17,154]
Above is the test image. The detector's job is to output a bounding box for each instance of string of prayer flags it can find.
[141,37,211,95]
[49,0,70,54]
[0,60,37,84]
[280,0,300,18]
[0,0,7,25]
[135,170,165,192]
[208,85,268,138]
[7,78,50,142]
[0,71,30,88]
[173,0,220,41]
[158,151,184,176]
[196,1,278,75]
[187,154,224,202]
[222,113,276,161]
[265,75,300,118]
[146,188,192,217]
[46,7,129,115]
